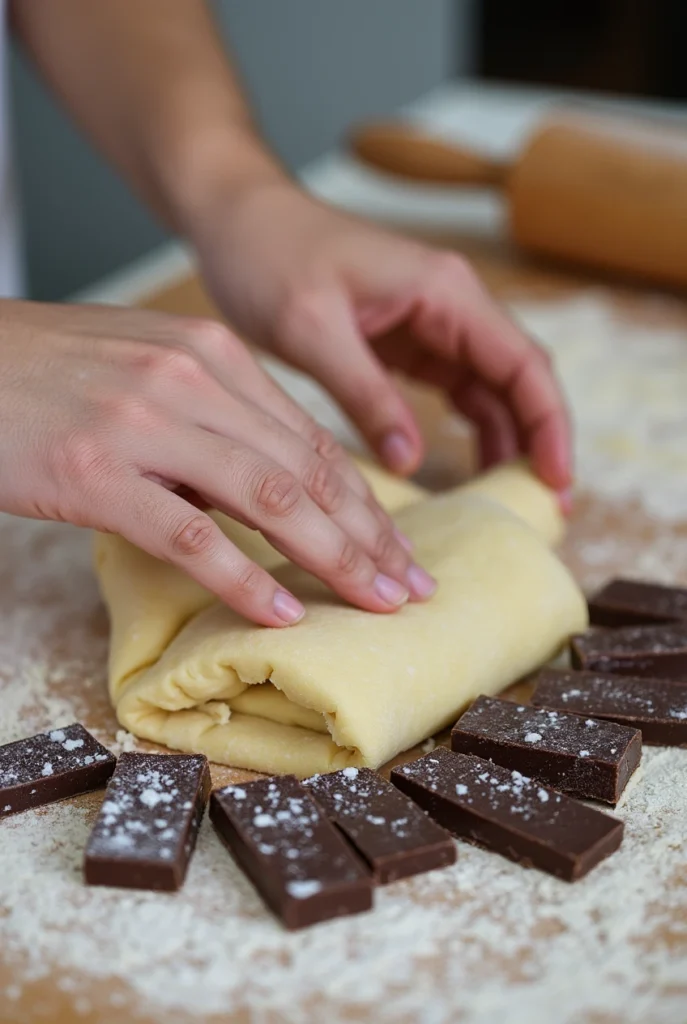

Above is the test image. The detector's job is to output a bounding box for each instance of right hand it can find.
[0,300,436,625]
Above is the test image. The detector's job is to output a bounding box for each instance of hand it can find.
[0,300,435,625]
[193,181,571,504]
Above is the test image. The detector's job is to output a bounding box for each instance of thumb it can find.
[288,291,423,474]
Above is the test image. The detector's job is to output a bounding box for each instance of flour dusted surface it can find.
[1,291,687,1022]
[513,292,687,522]
[1,747,686,1022]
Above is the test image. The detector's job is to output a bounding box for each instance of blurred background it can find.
[11,0,686,301]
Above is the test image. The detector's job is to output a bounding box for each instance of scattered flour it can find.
[0,748,685,1022]
[0,292,686,1021]
[512,292,687,521]
[114,730,139,754]
[286,880,323,900]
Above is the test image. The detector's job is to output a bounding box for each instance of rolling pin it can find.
[350,115,687,290]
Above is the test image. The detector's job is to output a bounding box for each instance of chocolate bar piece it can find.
[588,578,687,628]
[304,767,456,883]
[533,668,687,746]
[391,748,623,881]
[84,752,210,891]
[0,723,115,818]
[210,775,373,929]
[450,695,641,804]
[571,624,687,679]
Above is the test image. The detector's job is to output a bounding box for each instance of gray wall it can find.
[11,0,461,301]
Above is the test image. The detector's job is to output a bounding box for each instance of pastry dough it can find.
[96,459,585,776]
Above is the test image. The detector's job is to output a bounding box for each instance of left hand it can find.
[191,179,572,503]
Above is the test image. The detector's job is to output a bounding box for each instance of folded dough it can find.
[95,460,585,777]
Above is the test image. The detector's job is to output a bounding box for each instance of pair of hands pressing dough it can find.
[2,1,572,629]
[0,188,570,629]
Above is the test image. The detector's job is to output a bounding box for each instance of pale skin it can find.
[4,0,572,627]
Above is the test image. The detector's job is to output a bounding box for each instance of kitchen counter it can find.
[2,81,687,1024]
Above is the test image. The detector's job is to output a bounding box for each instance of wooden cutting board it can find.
[1,235,686,1024]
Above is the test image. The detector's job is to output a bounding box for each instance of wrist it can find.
[155,117,289,242]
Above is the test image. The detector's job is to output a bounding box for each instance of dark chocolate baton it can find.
[570,624,687,680]
[304,766,456,883]
[533,668,687,746]
[450,695,641,804]
[0,723,115,818]
[588,578,687,628]
[210,775,373,929]
[391,748,623,881]
[84,752,210,891]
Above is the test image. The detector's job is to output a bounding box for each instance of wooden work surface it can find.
[1,229,687,1024]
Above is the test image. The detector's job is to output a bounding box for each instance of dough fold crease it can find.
[96,459,586,777]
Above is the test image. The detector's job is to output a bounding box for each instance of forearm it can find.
[11,0,285,233]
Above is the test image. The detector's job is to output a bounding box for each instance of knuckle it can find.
[431,250,477,288]
[306,459,345,514]
[310,424,343,463]
[277,287,329,344]
[370,524,398,566]
[148,347,207,390]
[53,431,120,522]
[252,468,302,521]
[335,538,365,579]
[169,513,216,560]
[59,431,112,488]
[108,395,156,434]
[231,562,266,599]
[182,318,241,356]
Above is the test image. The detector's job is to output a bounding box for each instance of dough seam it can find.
[98,460,585,777]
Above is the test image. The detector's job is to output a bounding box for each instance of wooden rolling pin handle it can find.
[350,121,511,188]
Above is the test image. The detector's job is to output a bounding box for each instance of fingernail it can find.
[558,489,574,516]
[273,590,305,624]
[374,573,409,607]
[394,527,414,553]
[407,563,438,600]
[381,431,415,472]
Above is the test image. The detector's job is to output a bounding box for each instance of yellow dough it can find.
[96,460,585,776]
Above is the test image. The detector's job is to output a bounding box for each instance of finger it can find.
[161,376,423,595]
[135,323,423,590]
[219,359,397,530]
[229,364,407,548]
[244,390,417,571]
[105,479,306,627]
[280,289,424,475]
[409,255,572,491]
[155,430,414,613]
[452,377,520,470]
[176,317,401,540]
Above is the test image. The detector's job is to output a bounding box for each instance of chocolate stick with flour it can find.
[84,752,211,892]
[391,748,623,881]
[0,723,115,818]
[304,766,456,883]
[450,695,641,804]
[210,775,373,929]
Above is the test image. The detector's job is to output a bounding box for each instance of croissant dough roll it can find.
[96,460,585,777]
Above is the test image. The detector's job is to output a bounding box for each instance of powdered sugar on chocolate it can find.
[456,696,636,761]
[87,754,206,863]
[0,292,687,1018]
[216,776,362,890]
[0,724,110,792]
